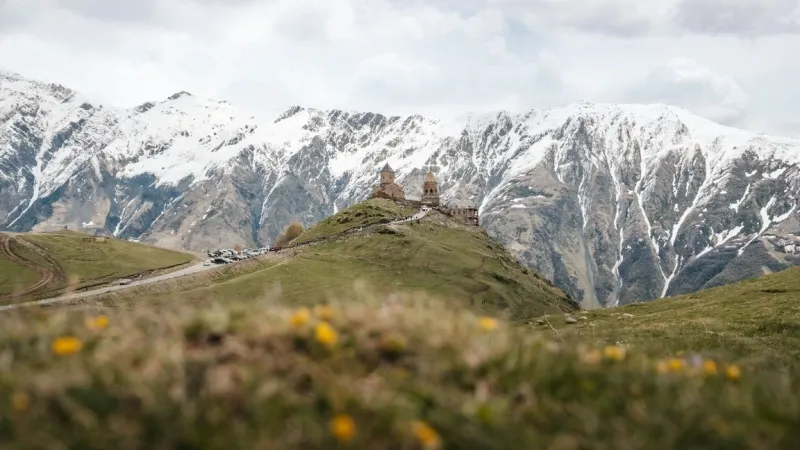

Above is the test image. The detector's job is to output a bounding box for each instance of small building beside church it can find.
[443,206,479,227]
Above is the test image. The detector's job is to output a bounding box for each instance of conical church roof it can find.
[424,171,437,183]
[381,163,394,173]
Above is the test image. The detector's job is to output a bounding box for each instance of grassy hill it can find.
[0,231,195,302]
[291,198,417,245]
[0,238,43,296]
[537,266,800,375]
[77,200,577,321]
[1,202,799,448]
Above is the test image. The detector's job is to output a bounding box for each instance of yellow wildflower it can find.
[315,322,339,347]
[329,414,356,443]
[85,315,109,331]
[581,349,602,365]
[10,392,30,412]
[288,307,310,328]
[702,360,718,376]
[51,336,82,356]
[603,345,626,361]
[313,305,335,321]
[667,358,685,372]
[412,420,441,448]
[725,365,741,381]
[655,360,669,374]
[478,316,498,331]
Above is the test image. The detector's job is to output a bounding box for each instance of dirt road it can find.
[0,207,431,312]
[0,261,218,312]
[0,233,64,300]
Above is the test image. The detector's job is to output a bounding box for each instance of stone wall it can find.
[396,199,422,209]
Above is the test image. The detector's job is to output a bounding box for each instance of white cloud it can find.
[0,0,798,137]
[675,0,800,36]
[631,58,750,125]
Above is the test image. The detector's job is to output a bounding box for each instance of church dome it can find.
[424,171,437,183]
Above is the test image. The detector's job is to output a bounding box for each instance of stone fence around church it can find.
[395,199,422,209]
[378,198,479,227]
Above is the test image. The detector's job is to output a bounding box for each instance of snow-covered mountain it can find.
[2,70,799,308]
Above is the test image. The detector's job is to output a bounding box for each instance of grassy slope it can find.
[84,210,576,321]
[540,266,800,374]
[17,232,194,293]
[291,198,417,245]
[0,241,40,296]
[2,205,799,447]
[0,294,797,449]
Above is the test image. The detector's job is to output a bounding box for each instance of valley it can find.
[2,71,800,308]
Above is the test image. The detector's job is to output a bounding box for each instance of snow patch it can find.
[729,183,750,212]
[739,196,777,255]
[773,205,797,223]
[765,167,786,179]
[696,245,714,259]
[713,224,744,247]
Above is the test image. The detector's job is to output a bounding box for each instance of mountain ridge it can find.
[2,70,799,308]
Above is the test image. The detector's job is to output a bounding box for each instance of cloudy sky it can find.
[1,0,799,136]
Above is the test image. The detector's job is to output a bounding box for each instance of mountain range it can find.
[1,70,799,308]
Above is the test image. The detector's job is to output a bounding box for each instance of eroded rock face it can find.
[2,72,799,307]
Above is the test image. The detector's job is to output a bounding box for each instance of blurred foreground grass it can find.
[1,289,798,449]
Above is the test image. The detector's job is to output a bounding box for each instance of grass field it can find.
[291,198,417,245]
[0,232,195,300]
[0,241,40,296]
[0,290,797,449]
[73,211,577,321]
[537,266,800,375]
[1,202,799,448]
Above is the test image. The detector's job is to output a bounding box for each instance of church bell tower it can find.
[421,167,440,206]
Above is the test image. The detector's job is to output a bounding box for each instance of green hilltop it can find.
[83,198,578,320]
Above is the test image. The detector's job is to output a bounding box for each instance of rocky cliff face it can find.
[2,71,799,308]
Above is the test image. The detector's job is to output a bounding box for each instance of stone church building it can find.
[371,163,405,201]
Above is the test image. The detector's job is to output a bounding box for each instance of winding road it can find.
[0,207,431,312]
[0,233,64,301]
[0,261,218,312]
